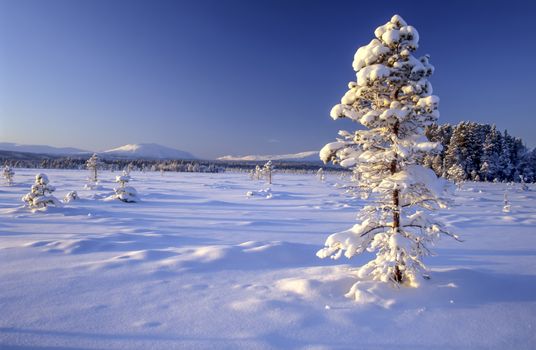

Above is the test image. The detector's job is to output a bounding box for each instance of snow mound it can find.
[176,241,334,271]
[276,268,356,300]
[246,187,273,199]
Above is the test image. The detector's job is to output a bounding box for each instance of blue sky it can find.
[1,0,535,159]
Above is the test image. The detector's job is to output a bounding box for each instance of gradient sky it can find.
[1,0,535,159]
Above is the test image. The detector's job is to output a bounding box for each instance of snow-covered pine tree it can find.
[253,165,262,180]
[85,153,102,189]
[424,123,453,176]
[262,160,273,184]
[519,148,536,183]
[22,173,61,209]
[110,171,138,202]
[3,165,15,185]
[444,123,471,181]
[317,15,458,288]
[447,163,466,184]
[498,131,514,181]
[480,125,502,181]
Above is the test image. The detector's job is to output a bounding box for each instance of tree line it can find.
[424,122,535,182]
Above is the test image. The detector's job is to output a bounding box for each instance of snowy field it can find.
[1,169,535,350]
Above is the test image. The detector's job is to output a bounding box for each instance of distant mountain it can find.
[0,149,59,161]
[101,143,196,160]
[217,151,320,162]
[0,142,89,156]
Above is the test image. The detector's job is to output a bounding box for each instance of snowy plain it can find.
[1,169,535,350]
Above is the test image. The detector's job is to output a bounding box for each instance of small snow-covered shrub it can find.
[250,165,262,181]
[519,175,529,191]
[3,165,15,185]
[22,173,61,209]
[246,187,272,199]
[109,171,138,202]
[63,191,79,203]
[503,191,511,212]
[317,168,325,182]
[447,164,466,184]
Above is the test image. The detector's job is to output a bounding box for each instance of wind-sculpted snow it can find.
[0,169,535,349]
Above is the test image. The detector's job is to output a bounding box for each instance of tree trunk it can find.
[391,121,403,284]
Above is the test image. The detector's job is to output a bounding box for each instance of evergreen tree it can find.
[262,160,273,184]
[22,173,61,209]
[497,131,514,181]
[2,165,15,185]
[519,148,536,182]
[447,163,466,183]
[110,171,138,203]
[479,125,502,181]
[85,153,102,189]
[318,15,458,288]
[425,123,452,176]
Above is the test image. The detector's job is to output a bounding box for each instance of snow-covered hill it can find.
[101,143,195,160]
[0,142,89,155]
[218,150,320,162]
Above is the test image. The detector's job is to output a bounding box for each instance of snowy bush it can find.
[249,162,274,183]
[317,168,325,182]
[109,171,138,202]
[22,173,62,209]
[503,191,511,212]
[3,165,15,185]
[519,175,529,191]
[63,191,79,203]
[250,165,261,180]
[246,187,272,199]
[317,15,459,289]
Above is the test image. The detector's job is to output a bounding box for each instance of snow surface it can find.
[101,143,195,160]
[1,169,536,349]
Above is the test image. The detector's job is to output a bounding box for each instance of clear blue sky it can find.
[1,0,535,159]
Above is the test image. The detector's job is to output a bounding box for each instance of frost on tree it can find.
[22,173,61,210]
[85,153,102,189]
[253,165,263,181]
[109,171,138,203]
[3,165,15,185]
[317,15,459,288]
[262,160,274,184]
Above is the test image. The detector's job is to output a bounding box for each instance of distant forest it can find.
[424,122,535,182]
[1,121,536,182]
[0,152,326,174]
